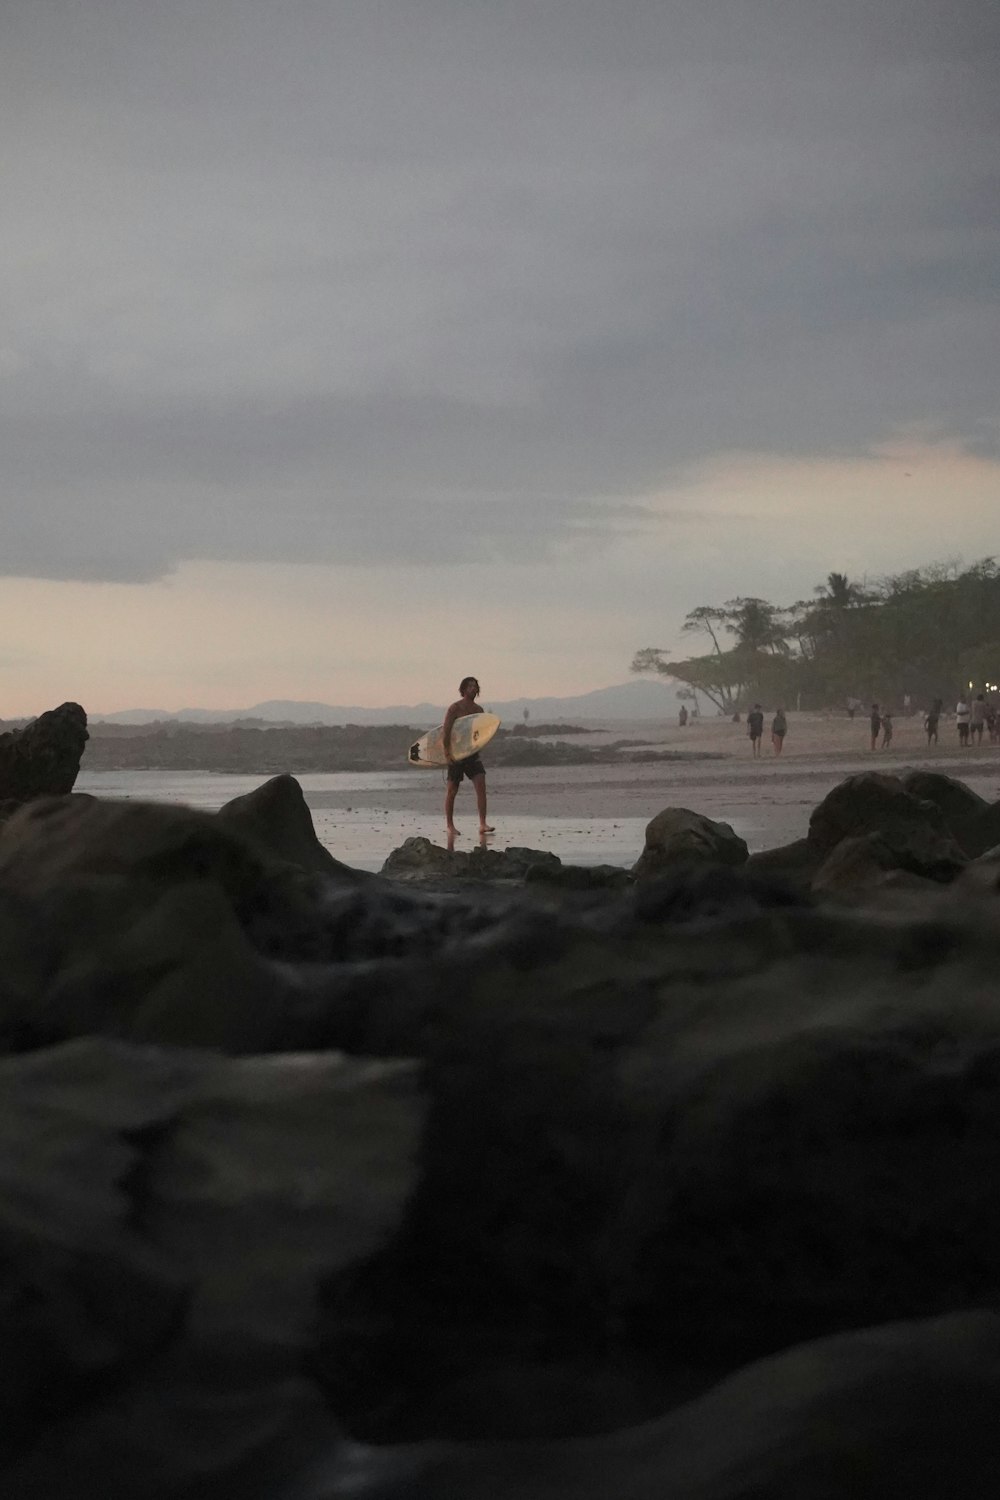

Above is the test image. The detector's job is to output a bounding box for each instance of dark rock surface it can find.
[900,769,989,823]
[0,701,88,809]
[952,799,1000,860]
[381,836,562,883]
[4,769,1000,1495]
[0,795,507,1053]
[0,1037,422,1497]
[216,771,364,880]
[808,771,958,857]
[362,1310,1000,1499]
[812,827,964,894]
[632,807,749,880]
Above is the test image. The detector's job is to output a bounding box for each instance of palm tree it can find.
[814,572,868,609]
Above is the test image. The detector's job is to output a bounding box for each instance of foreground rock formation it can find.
[3,767,1000,1495]
[0,701,88,811]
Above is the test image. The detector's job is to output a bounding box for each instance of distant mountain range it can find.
[95,679,678,726]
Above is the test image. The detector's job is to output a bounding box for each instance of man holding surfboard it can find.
[443,676,494,836]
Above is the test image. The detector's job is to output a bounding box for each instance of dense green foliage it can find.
[633,561,1000,712]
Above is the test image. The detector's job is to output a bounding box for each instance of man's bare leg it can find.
[445,778,460,834]
[473,773,494,833]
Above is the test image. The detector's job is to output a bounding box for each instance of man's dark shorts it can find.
[447,754,486,785]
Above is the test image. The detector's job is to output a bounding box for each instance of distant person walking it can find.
[956,696,971,747]
[924,705,939,745]
[880,711,893,748]
[678,704,688,727]
[970,694,987,745]
[771,707,787,755]
[443,676,494,836]
[869,704,881,751]
[747,703,764,758]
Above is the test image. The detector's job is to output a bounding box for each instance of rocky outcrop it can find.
[0,1036,422,1497]
[0,795,506,1053]
[632,807,748,880]
[216,771,364,880]
[900,769,989,823]
[809,771,951,855]
[368,1310,1000,1499]
[5,771,1000,1494]
[382,836,561,883]
[807,771,969,889]
[0,701,88,810]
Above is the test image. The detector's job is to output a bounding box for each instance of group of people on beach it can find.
[865,694,999,750]
[746,704,787,758]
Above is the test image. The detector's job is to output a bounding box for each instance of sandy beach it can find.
[79,710,1000,872]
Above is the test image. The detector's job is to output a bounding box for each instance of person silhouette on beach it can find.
[747,703,764,758]
[443,676,494,836]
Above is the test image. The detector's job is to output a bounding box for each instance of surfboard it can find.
[408,712,501,768]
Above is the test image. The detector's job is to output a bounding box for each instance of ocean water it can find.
[74,768,655,873]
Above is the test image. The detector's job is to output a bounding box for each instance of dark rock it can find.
[745,836,821,891]
[633,864,810,924]
[808,771,952,857]
[382,838,562,883]
[812,828,965,896]
[525,861,633,892]
[216,772,364,880]
[372,1310,1000,1499]
[952,800,1000,860]
[315,886,1000,1442]
[0,796,524,1053]
[0,702,88,806]
[381,836,463,880]
[632,807,748,880]
[8,779,1000,1483]
[0,1036,422,1496]
[900,769,989,824]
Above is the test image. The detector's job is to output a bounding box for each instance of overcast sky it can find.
[2,0,998,713]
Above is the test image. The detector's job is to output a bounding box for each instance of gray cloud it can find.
[2,0,998,581]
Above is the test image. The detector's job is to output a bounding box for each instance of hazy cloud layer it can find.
[3,0,998,581]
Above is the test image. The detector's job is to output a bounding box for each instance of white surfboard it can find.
[408,712,501,768]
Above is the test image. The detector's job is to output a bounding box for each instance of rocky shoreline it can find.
[4,706,1000,1496]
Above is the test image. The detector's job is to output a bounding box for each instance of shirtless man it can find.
[443,676,494,836]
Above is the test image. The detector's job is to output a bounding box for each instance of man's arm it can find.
[442,702,459,760]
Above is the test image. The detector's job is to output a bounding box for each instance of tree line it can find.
[632,559,1000,713]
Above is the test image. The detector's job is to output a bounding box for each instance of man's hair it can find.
[459,676,479,693]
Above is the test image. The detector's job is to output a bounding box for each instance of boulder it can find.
[0,796,525,1053]
[381,836,468,881]
[900,770,989,825]
[215,772,364,880]
[382,838,561,883]
[374,1310,1000,1500]
[632,807,748,880]
[0,1036,422,1496]
[0,702,88,807]
[745,836,821,893]
[525,862,633,892]
[316,883,1000,1442]
[952,800,1000,860]
[808,772,968,882]
[812,829,965,896]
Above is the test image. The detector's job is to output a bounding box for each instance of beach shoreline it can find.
[77,712,1000,873]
